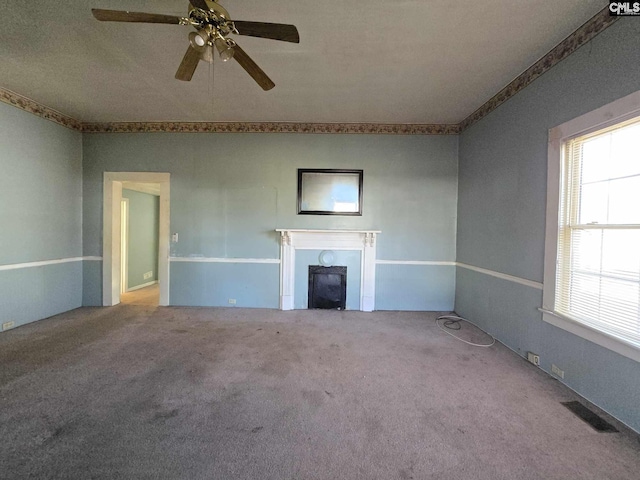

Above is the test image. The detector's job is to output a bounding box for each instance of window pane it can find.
[599,278,640,334]
[578,182,608,224]
[581,120,640,184]
[601,229,640,281]
[567,272,600,318]
[581,135,611,184]
[609,122,640,179]
[607,176,640,224]
[571,228,602,273]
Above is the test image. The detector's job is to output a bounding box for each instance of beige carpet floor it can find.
[1,306,639,479]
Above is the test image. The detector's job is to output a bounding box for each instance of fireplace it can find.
[276,229,381,311]
[308,266,347,310]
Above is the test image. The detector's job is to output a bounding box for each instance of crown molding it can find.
[459,6,619,131]
[0,88,82,131]
[0,7,619,135]
[81,121,460,135]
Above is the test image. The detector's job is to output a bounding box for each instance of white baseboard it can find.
[126,280,157,292]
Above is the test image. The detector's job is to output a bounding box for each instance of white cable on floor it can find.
[435,314,495,348]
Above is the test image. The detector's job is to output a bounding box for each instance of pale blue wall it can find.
[170,262,279,308]
[377,264,454,311]
[122,189,159,289]
[82,134,459,309]
[455,18,640,432]
[0,102,83,328]
[82,260,101,307]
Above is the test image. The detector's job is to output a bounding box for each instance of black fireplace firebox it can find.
[308,265,347,310]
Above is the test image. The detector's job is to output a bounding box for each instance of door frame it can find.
[103,172,170,306]
[120,197,129,294]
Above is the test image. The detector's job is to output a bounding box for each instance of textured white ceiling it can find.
[0,0,606,123]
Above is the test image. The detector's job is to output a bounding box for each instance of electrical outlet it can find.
[551,364,565,379]
[228,299,236,305]
[2,321,15,331]
[143,271,153,280]
[527,352,540,366]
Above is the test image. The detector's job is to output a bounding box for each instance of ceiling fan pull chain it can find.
[209,56,214,113]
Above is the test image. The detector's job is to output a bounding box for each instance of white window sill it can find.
[539,308,640,364]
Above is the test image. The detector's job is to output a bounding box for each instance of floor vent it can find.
[561,401,618,432]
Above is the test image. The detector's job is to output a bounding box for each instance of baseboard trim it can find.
[126,280,158,292]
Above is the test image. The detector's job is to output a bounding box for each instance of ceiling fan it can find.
[92,0,299,90]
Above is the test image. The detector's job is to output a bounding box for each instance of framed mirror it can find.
[297,169,363,216]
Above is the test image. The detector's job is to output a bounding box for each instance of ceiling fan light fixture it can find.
[214,37,235,62]
[189,30,209,50]
[201,45,214,63]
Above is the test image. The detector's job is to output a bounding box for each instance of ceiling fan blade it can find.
[190,0,210,10]
[232,45,275,91]
[175,45,201,81]
[92,9,182,24]
[233,21,300,43]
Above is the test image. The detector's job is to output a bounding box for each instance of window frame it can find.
[543,89,640,363]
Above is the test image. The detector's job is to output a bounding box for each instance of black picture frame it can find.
[297,169,363,216]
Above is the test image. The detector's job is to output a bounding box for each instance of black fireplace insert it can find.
[308,265,347,310]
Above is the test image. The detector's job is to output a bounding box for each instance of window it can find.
[543,90,640,362]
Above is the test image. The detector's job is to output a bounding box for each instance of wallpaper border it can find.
[81,122,460,135]
[0,89,82,131]
[458,7,619,131]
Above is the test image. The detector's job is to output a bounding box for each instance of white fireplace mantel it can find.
[276,229,381,312]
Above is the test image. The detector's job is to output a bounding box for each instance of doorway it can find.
[120,198,129,295]
[121,184,160,305]
[103,172,170,306]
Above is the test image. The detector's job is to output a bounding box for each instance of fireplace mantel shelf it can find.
[275,229,380,312]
